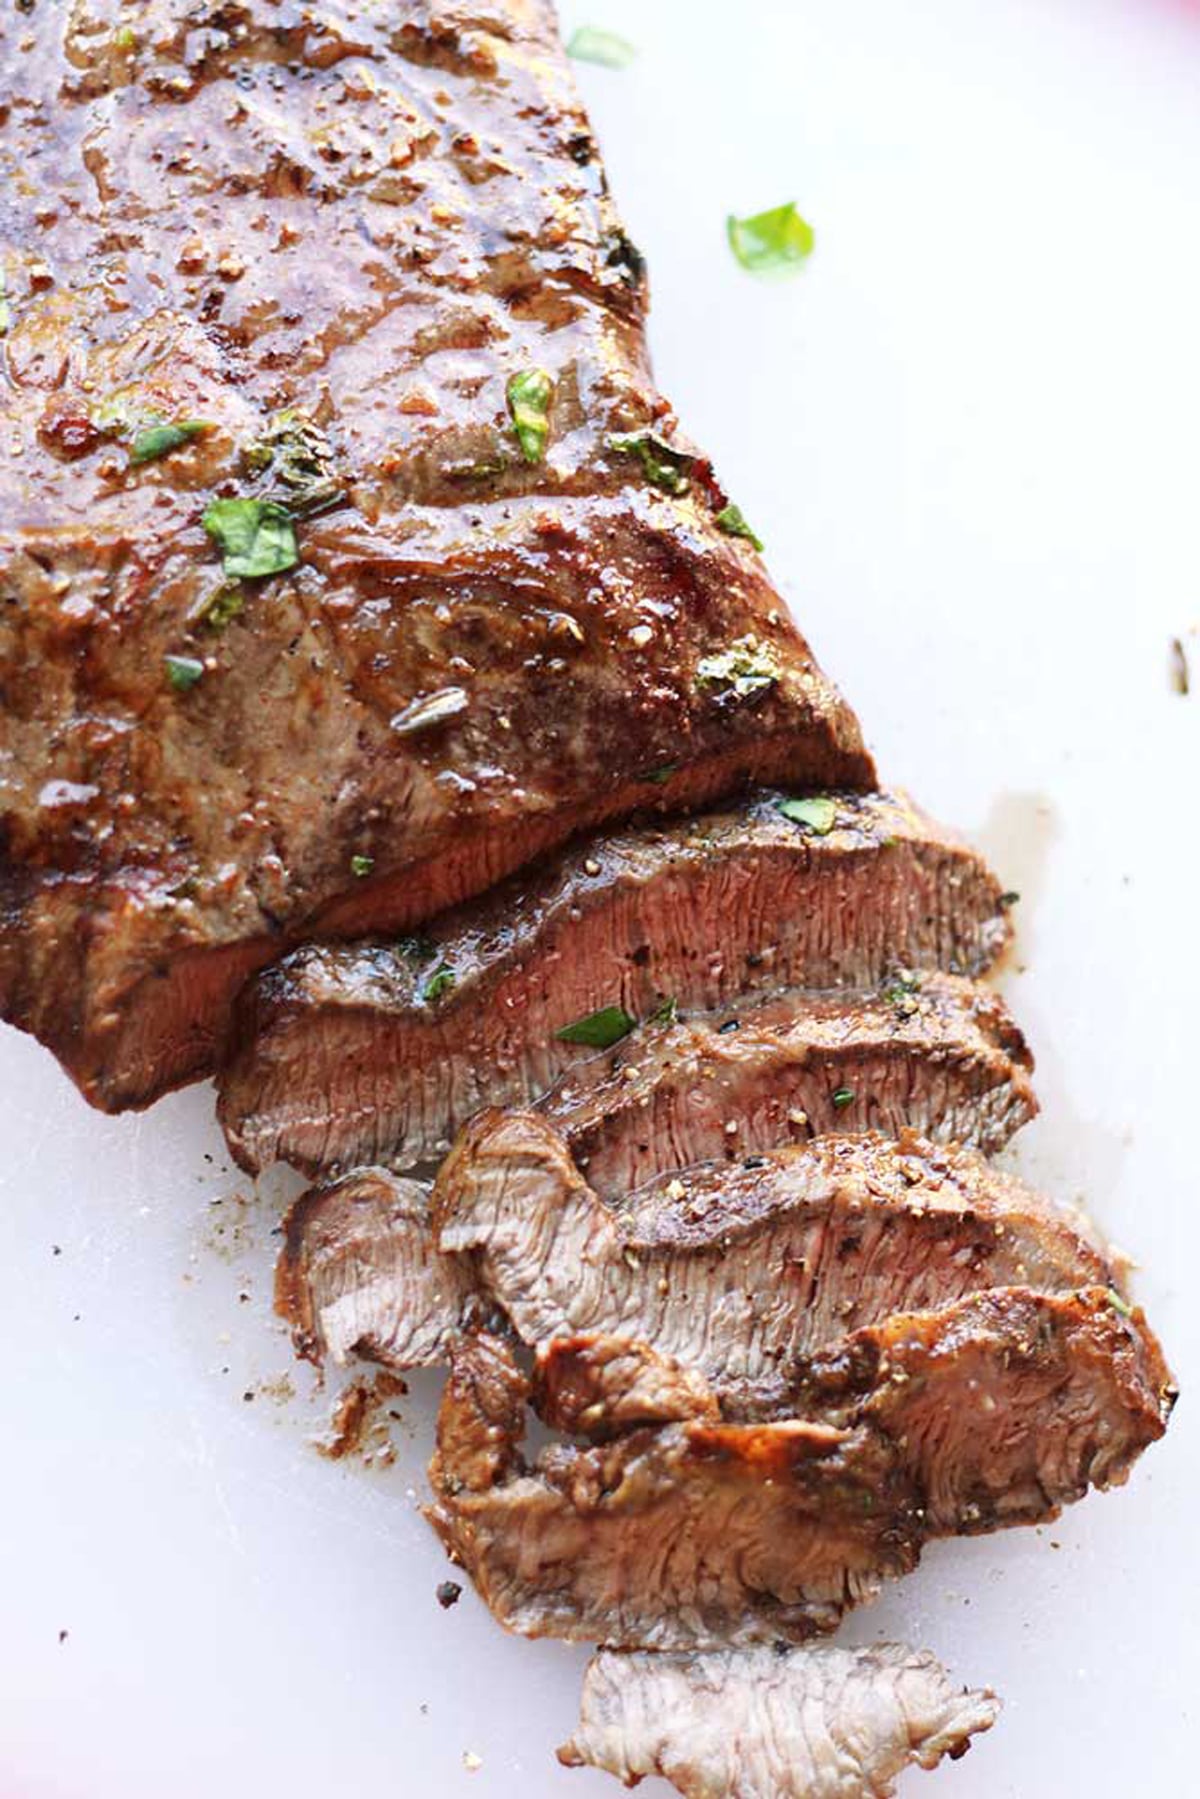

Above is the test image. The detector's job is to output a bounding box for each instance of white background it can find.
[3,1,1199,1793]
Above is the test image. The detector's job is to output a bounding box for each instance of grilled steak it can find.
[534,1334,721,1439]
[431,1117,1110,1399]
[219,790,1012,1173]
[427,1332,922,1649]
[275,1167,480,1370]
[559,1644,1000,1799]
[778,1286,1175,1528]
[0,0,872,1113]
[544,970,1036,1197]
[430,1292,1171,1647]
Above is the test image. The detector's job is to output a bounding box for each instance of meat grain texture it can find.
[0,0,871,1110]
[559,1645,1000,1799]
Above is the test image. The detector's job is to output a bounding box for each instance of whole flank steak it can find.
[0,0,870,1112]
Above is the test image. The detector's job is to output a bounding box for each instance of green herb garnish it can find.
[195,582,245,632]
[130,420,211,465]
[243,410,342,517]
[507,368,553,465]
[609,431,694,496]
[999,890,1021,909]
[777,796,838,835]
[113,23,136,49]
[0,268,10,338]
[696,635,781,700]
[202,498,298,580]
[351,854,374,878]
[164,654,204,692]
[831,1087,855,1110]
[648,997,678,1027]
[715,503,764,551]
[556,1004,636,1049]
[643,764,677,785]
[727,202,815,275]
[1105,1288,1135,1320]
[423,963,457,1004]
[567,26,636,68]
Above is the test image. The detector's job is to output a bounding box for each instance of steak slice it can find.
[427,1333,923,1649]
[0,0,873,1114]
[545,971,1036,1198]
[777,1286,1175,1529]
[219,791,1012,1174]
[558,1644,1000,1799]
[274,1168,480,1371]
[431,1117,1110,1399]
[429,1295,1171,1647]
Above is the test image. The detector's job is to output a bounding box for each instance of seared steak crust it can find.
[428,1333,922,1649]
[0,0,871,1111]
[431,1117,1110,1398]
[219,790,1012,1174]
[558,1645,1000,1799]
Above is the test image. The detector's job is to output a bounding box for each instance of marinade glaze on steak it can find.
[219,789,1012,1173]
[0,0,872,1112]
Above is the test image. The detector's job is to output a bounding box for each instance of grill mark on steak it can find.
[558,1644,1000,1799]
[430,1292,1171,1647]
[1,0,873,1112]
[218,790,1012,1174]
[427,1332,923,1650]
[430,1118,1110,1401]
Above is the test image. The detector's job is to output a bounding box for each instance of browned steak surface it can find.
[429,1292,1172,1646]
[430,1118,1109,1399]
[427,1332,922,1649]
[219,790,1011,1173]
[558,1644,1000,1799]
[0,0,871,1112]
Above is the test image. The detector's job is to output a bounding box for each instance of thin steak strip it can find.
[220,789,1012,1174]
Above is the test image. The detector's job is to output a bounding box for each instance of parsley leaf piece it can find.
[777,796,838,835]
[727,202,815,275]
[609,431,694,496]
[130,420,211,465]
[242,410,343,517]
[715,503,764,551]
[831,1086,855,1110]
[423,963,457,1004]
[648,997,678,1027]
[696,634,781,700]
[202,498,298,580]
[567,26,636,68]
[0,268,10,338]
[507,368,553,465]
[164,654,204,693]
[555,1004,636,1049]
[350,854,374,878]
[1105,1288,1135,1320]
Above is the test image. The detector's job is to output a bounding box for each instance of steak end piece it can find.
[427,1332,922,1650]
[0,0,872,1113]
[558,1644,1000,1799]
[219,789,1014,1175]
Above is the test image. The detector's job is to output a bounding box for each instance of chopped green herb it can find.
[164,654,204,692]
[398,934,435,962]
[0,268,9,338]
[567,25,636,68]
[609,431,694,496]
[350,854,374,878]
[727,202,815,275]
[202,498,298,580]
[831,1087,855,1110]
[194,582,245,632]
[777,795,838,835]
[999,890,1021,909]
[1105,1287,1135,1320]
[243,410,342,517]
[423,963,457,1004]
[507,368,553,465]
[130,420,211,465]
[644,763,677,785]
[648,997,678,1027]
[555,1004,636,1049]
[882,968,921,1007]
[696,635,781,701]
[113,23,136,49]
[715,503,764,552]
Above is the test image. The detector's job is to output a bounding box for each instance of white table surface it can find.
[3,2,1198,1793]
